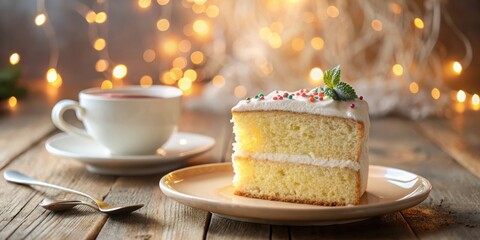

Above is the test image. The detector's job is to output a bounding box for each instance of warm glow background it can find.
[0,0,479,115]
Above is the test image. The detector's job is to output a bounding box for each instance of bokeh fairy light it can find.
[6,0,475,117]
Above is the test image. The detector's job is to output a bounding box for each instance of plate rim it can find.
[45,131,216,163]
[160,162,432,223]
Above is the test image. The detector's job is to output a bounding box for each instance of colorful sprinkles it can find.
[244,88,363,110]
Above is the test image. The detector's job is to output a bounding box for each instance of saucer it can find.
[160,163,432,225]
[45,132,215,175]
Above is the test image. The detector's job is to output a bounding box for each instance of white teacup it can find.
[52,86,182,155]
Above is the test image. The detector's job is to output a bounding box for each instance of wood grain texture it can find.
[2,89,480,239]
[0,96,55,169]
[96,110,232,239]
[290,214,416,239]
[370,117,480,239]
[206,215,270,240]
[0,139,116,239]
[415,112,480,178]
[0,81,83,169]
[270,226,289,240]
[96,176,211,240]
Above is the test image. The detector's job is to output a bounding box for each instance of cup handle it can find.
[51,99,92,139]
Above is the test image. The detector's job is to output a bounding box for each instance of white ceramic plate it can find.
[45,132,215,175]
[160,163,432,225]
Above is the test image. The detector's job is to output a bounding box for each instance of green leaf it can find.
[323,68,333,88]
[333,82,358,101]
[323,87,339,100]
[320,65,358,101]
[331,65,341,86]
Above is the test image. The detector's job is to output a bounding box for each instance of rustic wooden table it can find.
[0,84,479,239]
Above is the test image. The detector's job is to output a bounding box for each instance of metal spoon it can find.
[40,198,99,212]
[4,170,143,214]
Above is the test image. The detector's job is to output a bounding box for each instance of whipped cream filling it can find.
[233,151,361,170]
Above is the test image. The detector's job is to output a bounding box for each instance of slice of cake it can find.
[231,66,369,206]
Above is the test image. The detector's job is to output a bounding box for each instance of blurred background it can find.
[0,0,479,118]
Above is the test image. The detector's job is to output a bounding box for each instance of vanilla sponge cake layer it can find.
[231,91,369,206]
[232,111,364,162]
[233,156,361,206]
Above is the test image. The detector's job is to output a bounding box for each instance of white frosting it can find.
[232,89,370,194]
[232,90,369,122]
[233,151,361,170]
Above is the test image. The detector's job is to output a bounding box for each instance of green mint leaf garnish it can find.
[334,82,357,101]
[321,65,358,101]
[331,65,341,86]
[323,68,333,88]
[323,88,338,100]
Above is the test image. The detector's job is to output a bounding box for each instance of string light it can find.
[267,32,282,48]
[156,19,170,31]
[101,80,113,89]
[12,0,474,118]
[414,18,424,29]
[389,3,402,14]
[184,69,198,81]
[112,64,127,79]
[409,82,419,94]
[140,75,153,87]
[172,57,188,69]
[392,64,403,76]
[161,71,176,85]
[95,59,109,72]
[205,5,219,18]
[291,37,305,51]
[162,39,178,55]
[156,0,169,5]
[143,49,156,63]
[212,75,225,88]
[326,6,339,18]
[8,96,17,108]
[309,67,323,82]
[192,19,210,37]
[452,61,462,75]
[85,11,96,23]
[234,85,247,98]
[431,88,440,100]
[48,73,62,88]
[9,53,20,65]
[190,51,204,64]
[310,37,324,50]
[472,94,479,106]
[170,67,183,80]
[46,68,58,83]
[178,77,192,91]
[35,13,46,26]
[457,90,466,103]
[93,38,106,51]
[138,0,151,9]
[95,12,107,24]
[371,19,383,31]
